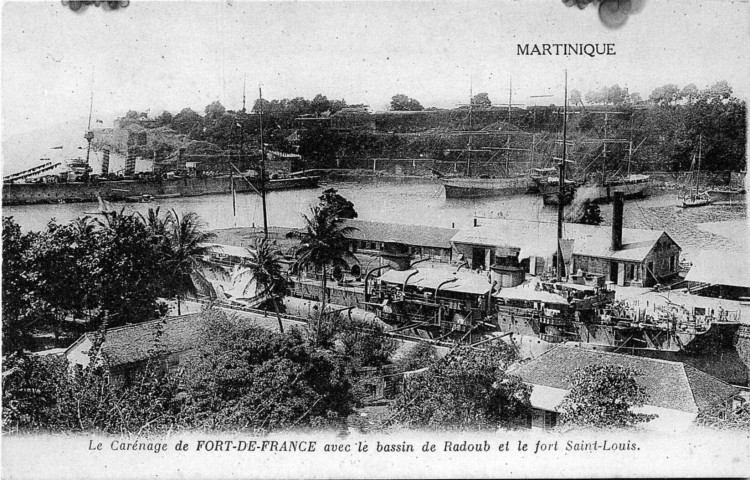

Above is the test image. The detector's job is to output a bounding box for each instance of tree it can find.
[156,110,173,126]
[335,317,396,368]
[318,188,358,219]
[235,238,289,333]
[204,100,226,121]
[395,341,440,372]
[2,217,36,353]
[162,210,219,315]
[558,364,656,429]
[471,92,492,108]
[180,312,354,431]
[289,206,357,345]
[680,84,699,104]
[172,108,203,135]
[94,211,170,328]
[311,94,332,114]
[391,343,531,430]
[390,94,424,111]
[648,84,681,106]
[578,200,603,225]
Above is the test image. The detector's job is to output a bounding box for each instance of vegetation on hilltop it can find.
[100,80,744,174]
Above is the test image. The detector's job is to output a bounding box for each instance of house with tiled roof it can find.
[343,219,458,265]
[509,345,740,432]
[65,314,206,384]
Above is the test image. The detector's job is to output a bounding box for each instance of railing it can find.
[539,316,570,327]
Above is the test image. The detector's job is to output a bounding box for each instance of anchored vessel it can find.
[3,84,318,206]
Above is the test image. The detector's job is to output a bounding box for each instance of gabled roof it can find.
[343,219,457,250]
[572,231,670,262]
[69,315,205,368]
[684,249,750,289]
[509,346,738,413]
[451,218,676,261]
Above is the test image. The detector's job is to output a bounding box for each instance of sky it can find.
[1,0,749,141]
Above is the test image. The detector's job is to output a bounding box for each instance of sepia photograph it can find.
[1,0,749,478]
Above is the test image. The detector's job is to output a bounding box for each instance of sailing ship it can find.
[678,135,712,208]
[580,111,651,202]
[440,84,536,199]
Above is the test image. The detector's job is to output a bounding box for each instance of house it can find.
[571,194,681,287]
[343,219,458,265]
[65,315,206,384]
[450,194,681,287]
[509,345,740,432]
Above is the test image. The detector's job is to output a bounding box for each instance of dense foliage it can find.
[558,364,656,429]
[2,327,181,435]
[113,79,744,174]
[394,341,440,372]
[390,94,424,111]
[1,209,216,352]
[318,187,358,219]
[179,313,354,432]
[391,343,531,430]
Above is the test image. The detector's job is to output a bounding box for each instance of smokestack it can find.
[612,192,624,251]
[101,149,110,176]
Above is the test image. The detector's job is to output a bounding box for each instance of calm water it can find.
[4,177,747,259]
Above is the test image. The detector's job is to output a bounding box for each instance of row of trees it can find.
[1,209,216,353]
[2,310,662,434]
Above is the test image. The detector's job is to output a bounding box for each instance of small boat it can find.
[677,135,711,208]
[679,191,712,208]
[153,193,182,199]
[125,194,153,203]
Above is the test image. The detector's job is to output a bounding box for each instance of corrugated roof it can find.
[452,218,672,261]
[87,315,205,368]
[684,250,750,288]
[343,219,457,250]
[379,266,492,295]
[509,346,738,413]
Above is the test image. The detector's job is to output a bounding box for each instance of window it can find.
[670,256,676,272]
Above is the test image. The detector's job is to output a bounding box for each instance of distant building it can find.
[510,346,740,431]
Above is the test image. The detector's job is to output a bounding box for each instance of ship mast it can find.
[556,70,568,282]
[696,134,703,196]
[467,81,473,177]
[83,73,95,183]
[258,85,269,239]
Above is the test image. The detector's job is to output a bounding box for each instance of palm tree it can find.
[164,210,219,315]
[137,207,171,239]
[233,238,289,333]
[289,205,356,344]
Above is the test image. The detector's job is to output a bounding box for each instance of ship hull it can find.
[585,180,651,203]
[2,175,319,206]
[706,188,746,204]
[443,177,534,199]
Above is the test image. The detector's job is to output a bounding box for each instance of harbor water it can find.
[3,177,747,260]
